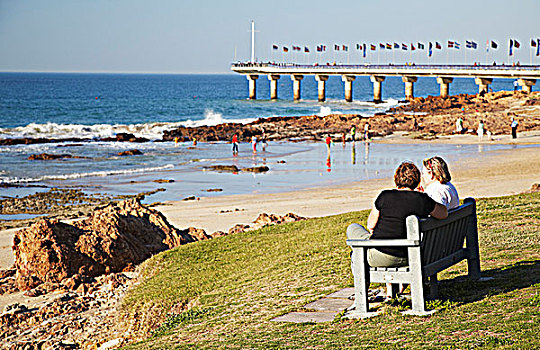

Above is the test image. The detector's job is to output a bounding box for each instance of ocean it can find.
[0,72,529,206]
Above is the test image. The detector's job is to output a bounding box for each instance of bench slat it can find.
[346,239,419,247]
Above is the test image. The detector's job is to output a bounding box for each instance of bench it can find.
[345,197,482,317]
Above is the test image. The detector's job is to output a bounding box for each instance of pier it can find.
[231,63,540,102]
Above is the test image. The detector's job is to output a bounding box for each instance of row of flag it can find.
[272,39,540,57]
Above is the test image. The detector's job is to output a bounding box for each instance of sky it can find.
[0,0,539,73]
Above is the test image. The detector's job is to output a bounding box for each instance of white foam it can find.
[318,106,333,117]
[0,113,259,141]
[0,164,175,184]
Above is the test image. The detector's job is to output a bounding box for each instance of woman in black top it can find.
[347,161,448,267]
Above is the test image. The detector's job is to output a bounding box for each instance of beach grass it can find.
[121,192,540,349]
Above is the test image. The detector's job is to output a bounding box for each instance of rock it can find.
[204,165,239,173]
[12,198,206,290]
[204,188,223,192]
[153,179,175,183]
[210,231,228,238]
[253,213,282,226]
[3,303,28,315]
[117,149,142,156]
[242,166,269,173]
[182,196,196,201]
[28,153,73,160]
[228,224,250,235]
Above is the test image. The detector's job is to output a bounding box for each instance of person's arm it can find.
[367,206,380,233]
[430,203,448,219]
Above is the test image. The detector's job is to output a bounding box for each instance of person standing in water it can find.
[251,135,257,153]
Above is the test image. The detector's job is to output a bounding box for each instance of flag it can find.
[448,40,454,48]
[322,45,327,51]
[401,43,407,50]
[531,39,538,47]
[386,43,392,49]
[411,43,416,51]
[363,43,367,57]
[454,41,460,49]
[379,43,385,49]
[514,40,520,48]
[334,44,340,51]
[491,41,498,49]
[394,43,399,49]
[537,39,540,56]
[436,42,442,50]
[370,44,376,50]
[304,46,310,53]
[342,45,348,51]
[418,42,425,50]
[283,47,289,52]
[466,41,477,49]
[356,43,361,50]
[509,39,514,56]
[316,45,322,52]
[428,42,433,57]
[272,44,278,50]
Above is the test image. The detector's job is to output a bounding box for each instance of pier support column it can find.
[342,75,356,102]
[518,78,536,93]
[436,77,454,97]
[268,74,280,100]
[402,76,418,100]
[370,76,386,103]
[247,75,259,100]
[315,75,329,102]
[475,78,493,94]
[291,75,304,101]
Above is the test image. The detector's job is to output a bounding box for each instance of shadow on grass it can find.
[438,259,540,304]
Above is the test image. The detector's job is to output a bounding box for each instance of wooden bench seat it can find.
[345,197,482,317]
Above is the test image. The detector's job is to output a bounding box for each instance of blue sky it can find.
[0,0,539,73]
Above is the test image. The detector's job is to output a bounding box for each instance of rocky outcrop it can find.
[223,212,306,236]
[117,149,143,156]
[12,198,210,290]
[27,153,84,160]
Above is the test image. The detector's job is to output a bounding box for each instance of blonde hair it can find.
[423,156,452,184]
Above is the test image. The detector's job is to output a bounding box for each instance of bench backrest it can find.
[408,198,476,266]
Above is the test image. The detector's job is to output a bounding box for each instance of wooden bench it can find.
[345,197,482,317]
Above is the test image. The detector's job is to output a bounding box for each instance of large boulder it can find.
[13,199,210,290]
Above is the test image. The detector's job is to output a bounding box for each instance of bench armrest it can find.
[346,239,420,247]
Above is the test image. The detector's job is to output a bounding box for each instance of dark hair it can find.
[423,156,451,183]
[394,162,420,189]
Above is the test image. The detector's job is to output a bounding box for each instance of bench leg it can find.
[352,248,370,313]
[410,276,426,313]
[427,274,438,299]
[386,283,399,299]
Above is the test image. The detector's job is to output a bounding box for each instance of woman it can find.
[421,156,459,210]
[347,161,448,267]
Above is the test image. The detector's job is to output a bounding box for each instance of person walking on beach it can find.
[325,135,332,155]
[455,117,463,134]
[350,125,357,142]
[477,120,484,141]
[232,133,239,154]
[420,156,459,210]
[511,117,519,139]
[514,80,518,92]
[261,135,268,152]
[364,122,370,141]
[251,135,257,153]
[192,137,197,146]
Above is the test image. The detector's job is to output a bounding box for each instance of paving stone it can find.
[303,298,353,312]
[270,311,337,323]
[325,288,355,299]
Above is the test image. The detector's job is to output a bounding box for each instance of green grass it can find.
[120,192,540,349]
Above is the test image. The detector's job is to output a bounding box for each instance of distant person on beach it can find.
[342,132,346,146]
[192,137,197,146]
[364,122,369,141]
[232,133,239,154]
[261,136,268,152]
[350,125,357,142]
[477,120,484,141]
[514,80,518,92]
[511,118,519,139]
[174,136,179,147]
[455,117,464,134]
[325,135,332,154]
[347,162,448,269]
[251,136,257,153]
[420,156,459,210]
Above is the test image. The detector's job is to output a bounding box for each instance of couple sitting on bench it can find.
[346,157,479,316]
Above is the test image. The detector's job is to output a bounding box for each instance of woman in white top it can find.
[421,156,460,210]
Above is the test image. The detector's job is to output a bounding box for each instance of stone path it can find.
[270,288,355,323]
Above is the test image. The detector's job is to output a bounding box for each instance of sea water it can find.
[0,73,529,203]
